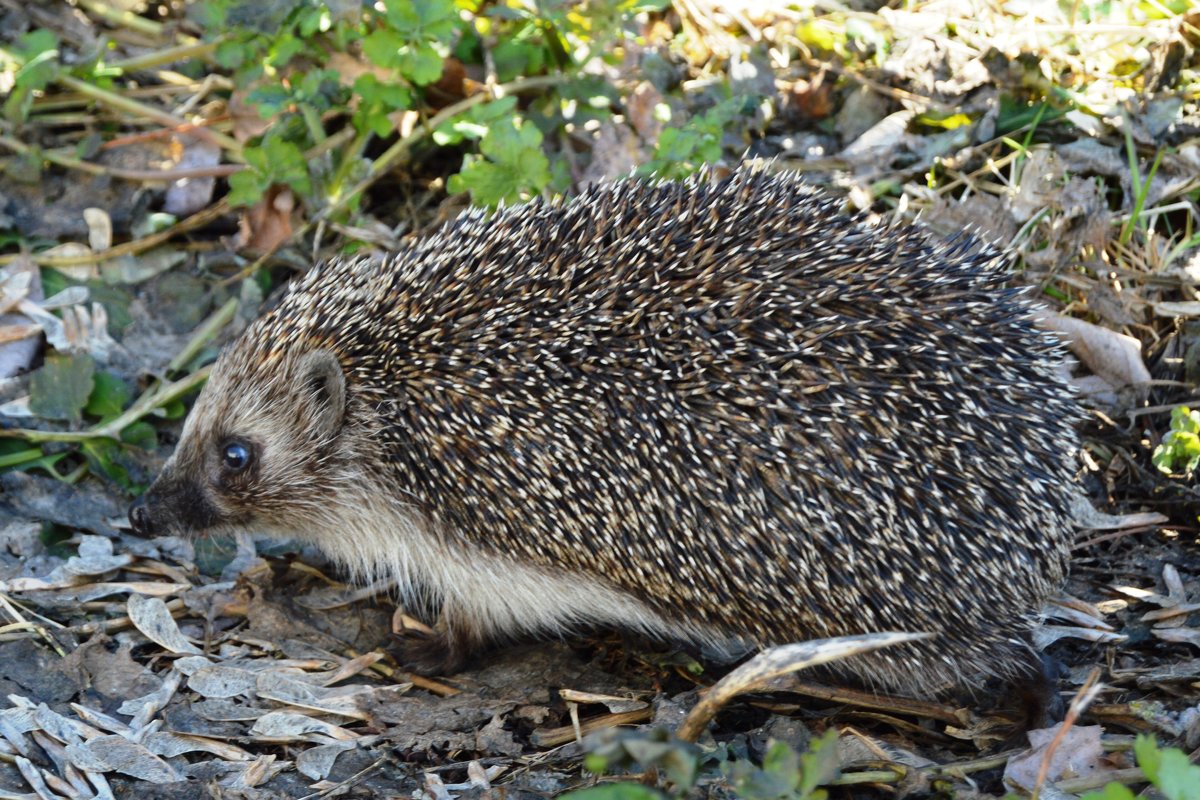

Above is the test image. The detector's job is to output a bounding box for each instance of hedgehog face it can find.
[129,347,354,539]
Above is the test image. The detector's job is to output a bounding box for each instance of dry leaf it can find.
[83,208,112,252]
[1046,315,1151,390]
[127,594,202,655]
[1003,724,1107,791]
[234,186,295,254]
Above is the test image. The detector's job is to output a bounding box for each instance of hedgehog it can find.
[128,167,1080,696]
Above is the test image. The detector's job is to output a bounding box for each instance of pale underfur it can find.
[299,485,738,654]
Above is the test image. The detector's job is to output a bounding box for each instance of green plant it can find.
[190,0,661,211]
[1,29,60,124]
[563,727,840,800]
[1152,406,1200,476]
[1082,735,1200,800]
[639,98,742,181]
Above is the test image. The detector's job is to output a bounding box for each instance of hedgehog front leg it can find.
[387,615,484,675]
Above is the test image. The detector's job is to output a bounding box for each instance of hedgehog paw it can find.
[387,628,473,676]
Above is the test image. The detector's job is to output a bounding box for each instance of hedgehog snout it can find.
[128,469,224,538]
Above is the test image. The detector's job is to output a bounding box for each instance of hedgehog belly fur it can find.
[308,486,735,656]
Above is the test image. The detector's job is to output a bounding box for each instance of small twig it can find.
[100,114,233,150]
[76,0,165,36]
[57,74,242,156]
[109,40,220,73]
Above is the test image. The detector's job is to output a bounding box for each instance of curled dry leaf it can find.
[249,710,360,742]
[1044,314,1151,394]
[234,186,295,254]
[127,593,203,655]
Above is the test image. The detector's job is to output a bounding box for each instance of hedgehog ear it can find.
[297,349,346,437]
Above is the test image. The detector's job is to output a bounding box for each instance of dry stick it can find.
[76,0,166,36]
[785,679,965,725]
[676,632,931,742]
[1031,667,1104,800]
[101,115,233,150]
[109,40,220,73]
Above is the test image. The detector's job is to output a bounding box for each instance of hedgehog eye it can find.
[220,440,254,473]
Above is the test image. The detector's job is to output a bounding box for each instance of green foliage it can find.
[1133,734,1200,800]
[447,114,552,206]
[2,29,60,124]
[725,731,840,800]
[352,73,413,137]
[181,0,689,211]
[228,130,313,206]
[1083,736,1200,800]
[85,372,133,421]
[640,99,741,181]
[566,727,840,800]
[579,728,701,791]
[362,0,457,86]
[1152,406,1200,476]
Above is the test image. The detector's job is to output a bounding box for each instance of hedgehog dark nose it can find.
[128,497,153,537]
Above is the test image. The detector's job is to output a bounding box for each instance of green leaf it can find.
[1152,406,1200,474]
[227,169,267,206]
[1133,735,1200,800]
[796,730,841,798]
[160,399,188,420]
[362,28,406,68]
[29,353,96,422]
[352,73,414,136]
[450,115,550,206]
[433,96,518,145]
[85,371,132,420]
[382,0,457,39]
[399,42,444,85]
[4,29,60,123]
[120,422,158,450]
[1080,783,1139,800]
[82,439,132,488]
[1154,748,1200,800]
